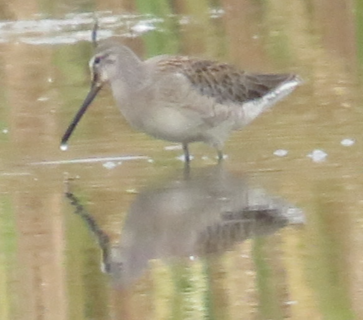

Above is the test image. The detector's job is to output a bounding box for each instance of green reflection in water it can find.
[0,197,17,320]
[0,52,9,144]
[183,0,226,59]
[307,186,356,320]
[40,0,94,16]
[135,0,179,56]
[169,260,209,319]
[355,0,363,76]
[355,1,363,63]
[263,0,293,67]
[253,237,284,320]
[66,200,109,320]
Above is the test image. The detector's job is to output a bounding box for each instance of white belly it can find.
[140,106,203,143]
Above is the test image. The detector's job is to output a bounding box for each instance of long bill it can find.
[60,84,102,149]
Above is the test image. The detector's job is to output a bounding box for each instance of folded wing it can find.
[156,57,301,106]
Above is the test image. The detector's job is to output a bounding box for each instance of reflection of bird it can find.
[65,167,304,288]
[61,41,301,161]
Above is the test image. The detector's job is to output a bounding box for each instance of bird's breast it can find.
[135,103,204,143]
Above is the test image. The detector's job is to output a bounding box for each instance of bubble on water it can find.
[218,154,228,160]
[37,96,49,102]
[164,145,182,150]
[340,138,355,147]
[60,144,68,151]
[177,154,194,162]
[307,149,327,163]
[131,21,156,34]
[273,149,288,157]
[103,161,116,169]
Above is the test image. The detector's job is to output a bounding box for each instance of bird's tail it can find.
[239,74,302,126]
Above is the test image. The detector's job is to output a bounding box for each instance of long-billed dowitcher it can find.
[61,42,301,162]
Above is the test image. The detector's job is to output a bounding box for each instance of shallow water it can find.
[1,1,363,319]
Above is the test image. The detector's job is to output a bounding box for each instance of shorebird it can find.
[61,42,301,162]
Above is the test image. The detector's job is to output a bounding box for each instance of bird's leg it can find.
[217,149,224,163]
[182,143,190,162]
[183,160,191,179]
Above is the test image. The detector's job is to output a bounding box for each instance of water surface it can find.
[1,1,363,320]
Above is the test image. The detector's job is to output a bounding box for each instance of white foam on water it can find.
[176,154,194,162]
[274,149,288,157]
[307,149,327,163]
[37,96,49,101]
[103,161,117,169]
[164,145,182,150]
[340,138,355,147]
[31,155,149,166]
[131,20,156,34]
[0,12,165,45]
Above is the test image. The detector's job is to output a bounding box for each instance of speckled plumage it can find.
[61,42,302,162]
[156,57,297,105]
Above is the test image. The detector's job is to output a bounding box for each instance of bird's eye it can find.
[94,57,101,64]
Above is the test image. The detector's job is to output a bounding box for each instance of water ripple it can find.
[0,11,163,45]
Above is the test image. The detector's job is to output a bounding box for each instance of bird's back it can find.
[152,56,300,105]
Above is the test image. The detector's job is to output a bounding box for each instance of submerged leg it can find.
[182,143,190,163]
[217,149,224,163]
[183,160,191,179]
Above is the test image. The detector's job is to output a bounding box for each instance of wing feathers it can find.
[156,57,299,105]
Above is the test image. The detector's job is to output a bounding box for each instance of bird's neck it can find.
[116,54,145,89]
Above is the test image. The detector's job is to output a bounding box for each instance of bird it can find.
[60,42,302,162]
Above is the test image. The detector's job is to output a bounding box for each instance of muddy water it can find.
[1,1,363,320]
